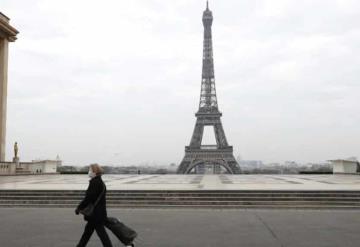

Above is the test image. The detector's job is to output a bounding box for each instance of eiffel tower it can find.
[177,2,241,174]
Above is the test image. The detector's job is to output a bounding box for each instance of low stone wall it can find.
[0,162,15,174]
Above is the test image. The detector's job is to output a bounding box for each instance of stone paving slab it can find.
[0,174,360,191]
[0,208,360,247]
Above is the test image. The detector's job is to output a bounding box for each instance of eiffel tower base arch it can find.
[177,148,241,174]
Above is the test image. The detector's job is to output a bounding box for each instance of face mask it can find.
[88,169,96,178]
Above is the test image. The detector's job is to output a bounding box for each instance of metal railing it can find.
[200,145,218,150]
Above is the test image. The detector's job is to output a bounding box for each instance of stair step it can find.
[0,196,360,201]
[2,192,360,196]
[1,200,359,205]
[0,204,359,209]
[1,190,360,208]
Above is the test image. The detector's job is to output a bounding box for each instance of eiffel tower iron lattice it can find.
[177,2,241,174]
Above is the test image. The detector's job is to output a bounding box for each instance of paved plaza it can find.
[0,174,360,190]
[0,208,360,247]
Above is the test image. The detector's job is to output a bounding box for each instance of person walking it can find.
[75,164,113,247]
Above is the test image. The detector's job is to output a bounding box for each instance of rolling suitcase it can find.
[105,217,137,245]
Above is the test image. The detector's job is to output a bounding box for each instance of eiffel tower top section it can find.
[197,1,220,116]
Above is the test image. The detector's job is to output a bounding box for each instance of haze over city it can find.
[2,0,359,166]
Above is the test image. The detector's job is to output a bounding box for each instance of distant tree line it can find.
[58,165,177,175]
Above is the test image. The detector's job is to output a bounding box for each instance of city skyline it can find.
[2,0,360,166]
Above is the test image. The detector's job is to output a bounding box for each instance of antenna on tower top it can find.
[206,1,209,10]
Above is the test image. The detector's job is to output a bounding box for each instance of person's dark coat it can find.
[77,175,107,223]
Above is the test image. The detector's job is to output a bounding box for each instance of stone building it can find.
[0,12,18,161]
[0,13,61,176]
[329,158,359,174]
[0,159,61,175]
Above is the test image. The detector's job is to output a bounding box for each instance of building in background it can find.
[329,158,359,174]
[0,158,62,175]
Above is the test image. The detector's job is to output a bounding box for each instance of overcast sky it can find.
[1,0,359,166]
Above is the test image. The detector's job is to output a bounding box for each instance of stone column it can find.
[0,13,18,161]
[0,38,9,161]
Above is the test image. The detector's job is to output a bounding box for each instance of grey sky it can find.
[2,0,359,166]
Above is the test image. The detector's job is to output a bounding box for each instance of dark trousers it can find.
[77,222,113,247]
